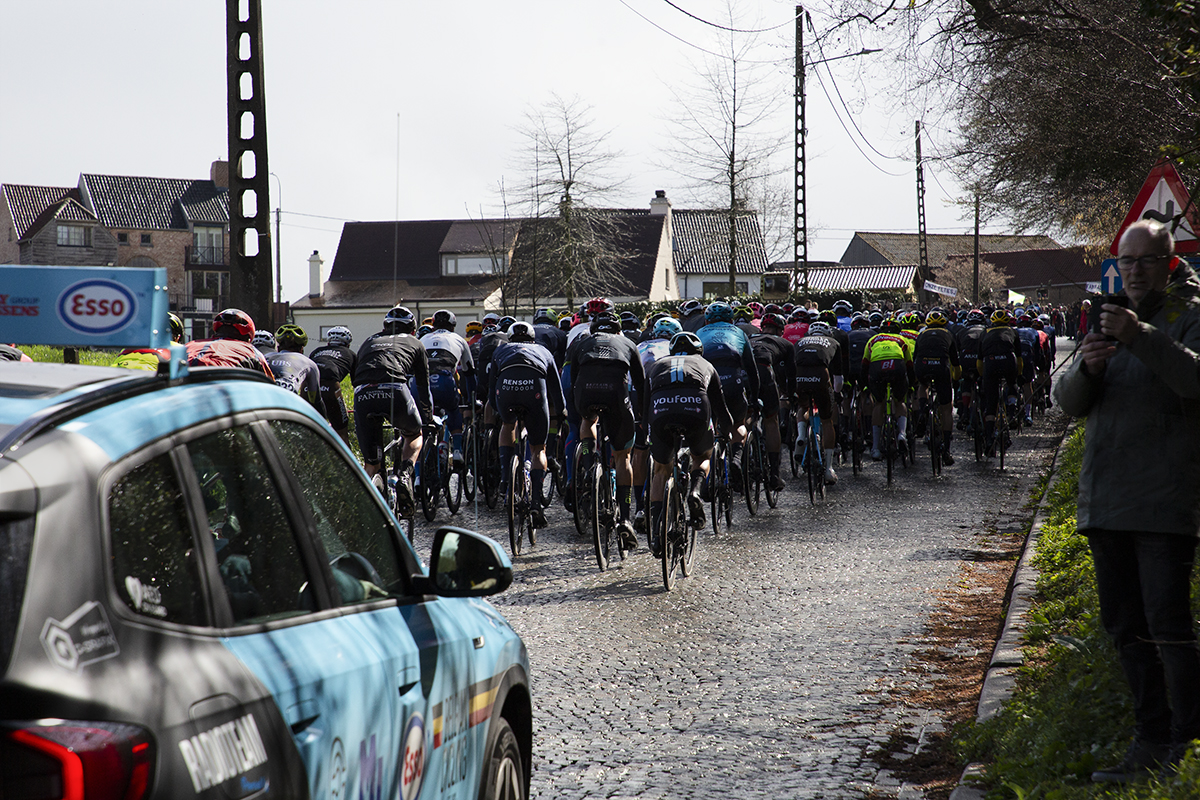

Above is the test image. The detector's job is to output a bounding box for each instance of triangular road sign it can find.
[1109,159,1198,254]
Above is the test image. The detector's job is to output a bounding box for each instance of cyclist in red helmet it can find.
[185,308,274,379]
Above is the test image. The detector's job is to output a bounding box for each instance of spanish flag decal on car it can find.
[432,674,500,748]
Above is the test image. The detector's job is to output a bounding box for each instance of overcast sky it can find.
[1,0,998,304]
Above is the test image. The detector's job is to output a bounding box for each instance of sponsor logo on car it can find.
[39,601,120,672]
[177,714,269,793]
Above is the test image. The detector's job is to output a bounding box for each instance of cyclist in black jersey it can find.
[913,309,961,465]
[265,324,323,413]
[352,306,434,515]
[752,313,796,490]
[566,311,647,550]
[308,325,357,446]
[421,309,476,467]
[644,331,734,554]
[977,308,1023,457]
[794,321,843,484]
[954,309,988,429]
[532,308,568,368]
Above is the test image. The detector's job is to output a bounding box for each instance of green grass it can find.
[18,345,121,366]
[956,425,1200,799]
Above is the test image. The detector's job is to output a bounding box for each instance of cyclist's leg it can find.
[866,366,888,458]
[813,369,837,483]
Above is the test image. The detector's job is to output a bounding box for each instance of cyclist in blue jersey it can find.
[696,300,760,490]
[265,324,323,413]
[421,309,476,467]
[631,316,681,535]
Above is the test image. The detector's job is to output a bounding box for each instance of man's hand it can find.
[1080,332,1116,376]
[1100,303,1140,345]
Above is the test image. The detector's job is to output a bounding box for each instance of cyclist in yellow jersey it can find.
[115,312,184,371]
[861,317,916,460]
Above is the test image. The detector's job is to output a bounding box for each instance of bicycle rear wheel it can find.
[884,417,895,486]
[786,412,800,478]
[929,408,942,477]
[591,460,611,571]
[660,476,684,590]
[572,442,591,537]
[419,442,439,522]
[709,441,724,536]
[445,445,463,513]
[462,421,477,502]
[508,456,525,556]
[744,429,762,516]
[482,428,501,510]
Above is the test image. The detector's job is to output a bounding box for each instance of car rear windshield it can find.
[0,517,35,675]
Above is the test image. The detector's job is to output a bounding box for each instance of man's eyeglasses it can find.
[1117,254,1168,270]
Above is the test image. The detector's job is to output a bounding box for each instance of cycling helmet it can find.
[464,320,483,337]
[868,311,885,328]
[384,305,417,333]
[880,316,901,333]
[705,301,734,324]
[1031,317,1045,330]
[167,312,184,342]
[326,325,353,347]
[558,316,572,332]
[833,299,853,315]
[1018,314,1034,327]
[808,321,834,337]
[990,308,1013,326]
[417,324,434,338]
[645,311,669,329]
[652,317,683,339]
[586,297,615,318]
[534,307,557,324]
[251,330,276,349]
[212,308,255,341]
[899,311,922,330]
[621,316,640,332]
[781,302,795,314]
[763,303,782,316]
[482,312,500,326]
[850,313,870,329]
[497,316,516,332]
[818,309,838,325]
[734,306,754,323]
[788,309,808,324]
[422,317,434,328]
[669,331,703,356]
[508,321,535,342]
[1013,307,1025,318]
[966,309,987,326]
[748,301,764,318]
[275,323,308,350]
[590,312,622,334]
[924,309,948,327]
[761,312,786,333]
[680,299,703,317]
[432,309,456,331]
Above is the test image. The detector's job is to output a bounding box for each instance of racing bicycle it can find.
[798,399,825,505]
[657,425,698,590]
[504,407,536,557]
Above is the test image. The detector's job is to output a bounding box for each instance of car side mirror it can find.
[421,526,513,598]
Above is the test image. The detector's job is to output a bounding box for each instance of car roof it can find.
[0,363,325,463]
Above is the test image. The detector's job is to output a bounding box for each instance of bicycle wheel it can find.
[709,441,724,536]
[851,399,864,477]
[972,401,985,462]
[591,459,611,571]
[572,442,591,537]
[444,443,462,514]
[419,442,439,522]
[998,391,1009,470]
[680,475,698,578]
[661,475,683,590]
[744,429,761,516]
[884,416,895,486]
[482,428,501,510]
[813,430,825,502]
[764,441,780,509]
[507,455,523,557]
[786,413,800,478]
[929,410,942,477]
[462,421,477,502]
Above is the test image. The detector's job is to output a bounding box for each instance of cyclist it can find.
[735,305,758,336]
[489,321,566,531]
[1015,314,1043,426]
[782,308,810,344]
[566,310,647,551]
[265,324,323,413]
[644,331,735,554]
[252,329,276,355]
[465,319,484,346]
[680,299,706,333]
[977,308,1023,457]
[632,315,682,535]
[422,309,476,467]
[185,308,274,379]
[352,305,434,515]
[752,312,796,490]
[834,299,854,332]
[913,309,961,465]
[308,325,357,446]
[954,309,988,431]
[533,308,567,368]
[697,300,760,491]
[116,311,185,370]
[620,311,643,343]
[794,320,842,484]
[470,312,500,364]
[569,297,614,347]
[476,314,510,410]
[862,316,915,460]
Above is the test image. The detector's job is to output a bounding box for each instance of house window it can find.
[141,233,152,246]
[192,225,225,265]
[443,254,505,276]
[702,281,748,299]
[117,232,129,244]
[190,270,230,312]
[57,225,90,247]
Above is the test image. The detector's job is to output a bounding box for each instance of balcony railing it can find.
[186,245,229,267]
[171,293,229,314]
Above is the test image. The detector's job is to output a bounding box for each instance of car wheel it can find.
[480,717,525,800]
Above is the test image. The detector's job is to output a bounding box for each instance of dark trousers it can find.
[1088,529,1200,745]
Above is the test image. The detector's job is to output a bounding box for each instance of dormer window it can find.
[442,254,506,276]
[57,225,90,247]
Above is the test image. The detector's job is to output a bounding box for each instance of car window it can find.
[268,420,408,603]
[109,454,205,626]
[187,426,312,625]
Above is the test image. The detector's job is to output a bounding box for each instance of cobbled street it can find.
[412,343,1076,800]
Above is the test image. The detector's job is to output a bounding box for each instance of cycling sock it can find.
[824,448,836,469]
[796,419,808,448]
[546,432,558,457]
[452,432,463,451]
[634,484,645,513]
[531,469,545,505]
[730,441,743,462]
[618,486,632,521]
[1024,403,1032,416]
[768,451,781,474]
[898,416,908,437]
[689,471,705,496]
[650,500,663,533]
[872,426,881,451]
[499,446,515,478]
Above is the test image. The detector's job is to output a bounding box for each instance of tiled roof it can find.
[3,184,91,238]
[803,264,920,292]
[441,219,521,254]
[291,278,497,309]
[672,210,770,275]
[330,220,455,282]
[942,247,1100,291]
[842,232,1062,268]
[81,174,228,230]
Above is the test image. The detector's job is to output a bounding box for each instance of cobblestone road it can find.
[413,342,1076,799]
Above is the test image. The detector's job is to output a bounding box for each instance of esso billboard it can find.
[57,280,137,335]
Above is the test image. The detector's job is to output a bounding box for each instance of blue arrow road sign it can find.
[1101,258,1123,294]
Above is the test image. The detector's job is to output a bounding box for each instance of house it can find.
[671,207,770,298]
[942,246,1099,306]
[0,162,230,341]
[840,232,1062,268]
[293,191,769,346]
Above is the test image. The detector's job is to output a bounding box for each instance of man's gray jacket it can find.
[1054,263,1200,536]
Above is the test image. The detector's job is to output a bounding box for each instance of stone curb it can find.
[948,421,1075,800]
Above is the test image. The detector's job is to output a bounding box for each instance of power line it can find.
[281,209,355,222]
[657,0,797,33]
[809,66,907,177]
[615,0,783,64]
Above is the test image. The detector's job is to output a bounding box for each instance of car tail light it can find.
[1,721,154,800]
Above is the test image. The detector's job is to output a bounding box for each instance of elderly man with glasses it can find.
[1056,218,1200,782]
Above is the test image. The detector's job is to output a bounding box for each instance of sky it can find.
[0,0,998,304]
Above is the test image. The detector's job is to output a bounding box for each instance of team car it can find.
[0,362,531,800]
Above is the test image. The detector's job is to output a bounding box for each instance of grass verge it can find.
[955,425,1200,799]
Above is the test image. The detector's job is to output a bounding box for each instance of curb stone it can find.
[948,421,1076,800]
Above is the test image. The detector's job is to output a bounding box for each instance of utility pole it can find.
[793,5,808,296]
[915,120,929,305]
[973,192,981,304]
[226,0,273,327]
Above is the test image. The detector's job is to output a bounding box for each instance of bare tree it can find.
[660,0,788,294]
[935,255,1011,304]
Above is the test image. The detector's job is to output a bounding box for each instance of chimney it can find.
[649,190,671,216]
[210,160,229,188]
[308,250,324,298]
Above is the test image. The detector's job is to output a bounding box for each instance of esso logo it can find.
[57,280,137,334]
[400,713,425,800]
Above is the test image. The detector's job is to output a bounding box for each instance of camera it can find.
[1088,294,1130,338]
